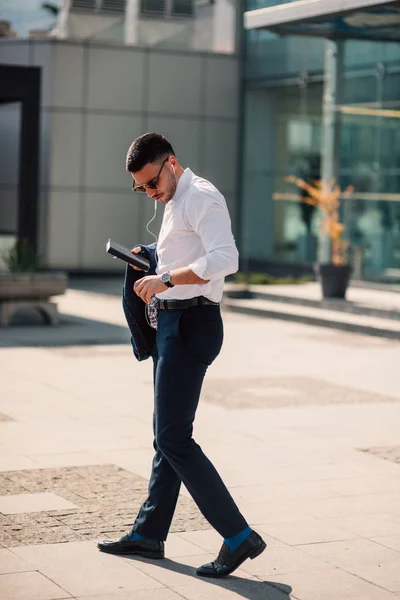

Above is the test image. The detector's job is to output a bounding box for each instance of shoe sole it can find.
[197,541,267,579]
[97,545,164,559]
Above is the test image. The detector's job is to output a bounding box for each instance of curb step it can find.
[223,296,400,340]
[225,286,400,322]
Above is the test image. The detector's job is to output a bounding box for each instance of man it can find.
[98,133,266,578]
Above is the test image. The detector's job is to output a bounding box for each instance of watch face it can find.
[162,272,173,287]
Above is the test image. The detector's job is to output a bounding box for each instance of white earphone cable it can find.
[145,199,158,244]
[144,199,159,327]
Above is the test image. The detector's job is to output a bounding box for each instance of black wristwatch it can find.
[161,272,174,288]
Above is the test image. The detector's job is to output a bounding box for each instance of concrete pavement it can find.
[1,279,400,600]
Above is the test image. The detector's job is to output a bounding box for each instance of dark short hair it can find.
[126,133,175,173]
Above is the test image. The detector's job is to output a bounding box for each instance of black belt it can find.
[158,296,219,310]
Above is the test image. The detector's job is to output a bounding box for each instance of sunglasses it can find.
[132,158,168,193]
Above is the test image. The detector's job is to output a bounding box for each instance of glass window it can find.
[340,61,400,280]
[241,83,323,266]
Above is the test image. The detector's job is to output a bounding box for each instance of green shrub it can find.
[2,238,38,273]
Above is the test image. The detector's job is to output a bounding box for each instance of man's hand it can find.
[129,246,144,271]
[134,275,166,303]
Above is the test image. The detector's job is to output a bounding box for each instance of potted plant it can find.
[286,176,354,299]
[0,238,67,326]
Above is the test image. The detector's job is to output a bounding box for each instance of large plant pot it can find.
[0,272,67,299]
[318,264,351,299]
[0,272,68,326]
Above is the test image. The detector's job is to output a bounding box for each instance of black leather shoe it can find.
[197,530,266,578]
[97,533,165,559]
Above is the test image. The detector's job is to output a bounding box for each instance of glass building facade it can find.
[240,2,400,281]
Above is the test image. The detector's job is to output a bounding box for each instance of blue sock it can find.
[224,526,252,553]
[130,532,146,541]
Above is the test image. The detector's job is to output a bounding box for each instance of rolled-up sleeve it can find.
[187,190,239,281]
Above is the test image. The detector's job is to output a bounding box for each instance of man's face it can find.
[132,157,177,204]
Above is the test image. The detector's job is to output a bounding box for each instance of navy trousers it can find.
[131,304,248,541]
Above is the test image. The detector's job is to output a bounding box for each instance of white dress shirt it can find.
[155,168,239,303]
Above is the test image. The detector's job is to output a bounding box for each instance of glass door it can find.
[0,102,20,272]
[273,81,323,264]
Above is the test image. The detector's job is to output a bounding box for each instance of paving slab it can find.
[298,538,400,569]
[238,544,332,578]
[24,451,106,469]
[173,577,293,600]
[256,519,358,546]
[0,570,70,600]
[161,533,208,558]
[12,541,164,596]
[325,476,400,496]
[320,514,400,538]
[176,529,223,553]
[0,548,33,574]
[244,504,315,525]
[0,492,78,514]
[299,492,400,519]
[346,562,400,593]
[75,590,183,600]
[266,569,398,600]
[372,536,400,552]
[0,455,39,472]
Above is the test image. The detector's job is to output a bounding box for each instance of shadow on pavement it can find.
[68,276,124,297]
[0,311,131,348]
[126,555,293,599]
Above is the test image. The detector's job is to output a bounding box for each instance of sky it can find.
[0,0,62,37]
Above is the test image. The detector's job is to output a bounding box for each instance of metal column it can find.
[319,39,344,263]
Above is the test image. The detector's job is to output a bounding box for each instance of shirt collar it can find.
[170,168,193,204]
